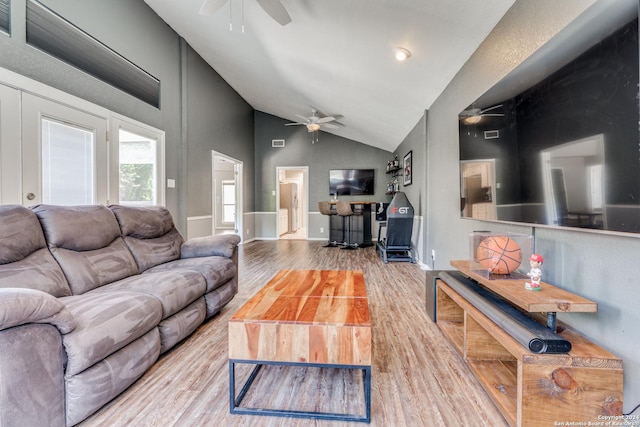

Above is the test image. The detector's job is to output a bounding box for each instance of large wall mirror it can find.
[459,1,640,235]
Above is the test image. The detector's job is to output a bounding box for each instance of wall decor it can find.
[403,151,412,186]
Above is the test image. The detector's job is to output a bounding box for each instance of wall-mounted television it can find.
[329,169,375,196]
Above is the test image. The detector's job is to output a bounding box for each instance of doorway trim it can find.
[276,166,308,240]
[213,151,243,242]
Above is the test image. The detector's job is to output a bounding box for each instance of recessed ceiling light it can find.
[394,47,411,61]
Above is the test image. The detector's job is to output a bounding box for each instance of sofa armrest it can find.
[180,234,241,259]
[0,288,76,333]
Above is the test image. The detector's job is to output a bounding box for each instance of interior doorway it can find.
[276,166,308,240]
[212,151,243,241]
[460,160,496,220]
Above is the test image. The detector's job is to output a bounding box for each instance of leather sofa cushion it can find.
[109,205,175,239]
[33,205,121,252]
[0,205,47,264]
[123,229,183,272]
[91,270,206,319]
[0,288,75,333]
[157,299,206,354]
[60,291,162,377]
[146,256,236,293]
[33,205,139,294]
[64,329,160,427]
[0,205,72,297]
[0,248,72,297]
[181,234,240,258]
[110,205,184,272]
[49,239,139,295]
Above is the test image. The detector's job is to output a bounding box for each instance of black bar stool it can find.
[318,201,339,247]
[336,201,358,250]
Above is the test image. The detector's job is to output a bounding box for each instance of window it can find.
[0,0,9,35]
[222,180,236,223]
[41,118,94,204]
[2,69,164,207]
[118,129,157,206]
[25,0,160,107]
[110,117,165,206]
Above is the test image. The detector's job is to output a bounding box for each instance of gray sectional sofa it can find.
[0,204,240,426]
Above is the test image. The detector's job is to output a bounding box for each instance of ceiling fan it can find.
[459,104,504,124]
[285,109,340,143]
[199,0,292,26]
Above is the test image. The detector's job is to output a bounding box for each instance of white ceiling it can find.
[144,0,516,152]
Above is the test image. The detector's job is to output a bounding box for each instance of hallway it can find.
[279,226,307,240]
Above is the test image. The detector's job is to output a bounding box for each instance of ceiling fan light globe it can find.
[463,115,482,125]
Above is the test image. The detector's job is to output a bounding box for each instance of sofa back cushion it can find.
[0,205,72,297]
[110,205,184,272]
[33,205,139,295]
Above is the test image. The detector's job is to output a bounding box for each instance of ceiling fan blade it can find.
[285,122,305,126]
[460,108,481,117]
[294,114,310,122]
[480,104,503,114]
[321,123,339,129]
[255,0,292,26]
[199,0,229,16]
[316,116,336,124]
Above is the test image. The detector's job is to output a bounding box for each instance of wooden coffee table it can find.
[228,269,372,422]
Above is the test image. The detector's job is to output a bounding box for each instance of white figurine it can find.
[525,254,543,291]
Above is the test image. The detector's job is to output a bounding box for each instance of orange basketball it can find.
[476,236,522,274]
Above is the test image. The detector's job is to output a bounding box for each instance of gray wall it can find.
[0,0,254,232]
[425,0,639,409]
[394,111,428,263]
[184,46,255,217]
[253,111,393,240]
[0,0,182,215]
[254,111,393,211]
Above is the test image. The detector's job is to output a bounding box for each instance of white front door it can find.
[21,93,108,206]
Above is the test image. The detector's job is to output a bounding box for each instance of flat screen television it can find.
[329,169,375,196]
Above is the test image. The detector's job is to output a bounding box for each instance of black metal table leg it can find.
[229,360,371,423]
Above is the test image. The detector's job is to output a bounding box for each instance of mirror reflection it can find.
[459,9,639,234]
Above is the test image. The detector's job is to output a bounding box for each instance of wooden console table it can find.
[436,261,623,427]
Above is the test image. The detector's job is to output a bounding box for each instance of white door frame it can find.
[276,166,308,239]
[213,151,243,242]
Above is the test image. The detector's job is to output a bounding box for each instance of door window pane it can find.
[119,129,157,206]
[41,118,94,204]
[222,180,235,223]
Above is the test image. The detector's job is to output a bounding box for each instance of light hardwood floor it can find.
[80,240,508,427]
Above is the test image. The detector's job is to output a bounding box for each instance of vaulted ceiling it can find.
[144,0,516,151]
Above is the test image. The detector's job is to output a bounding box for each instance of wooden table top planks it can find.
[229,269,372,365]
